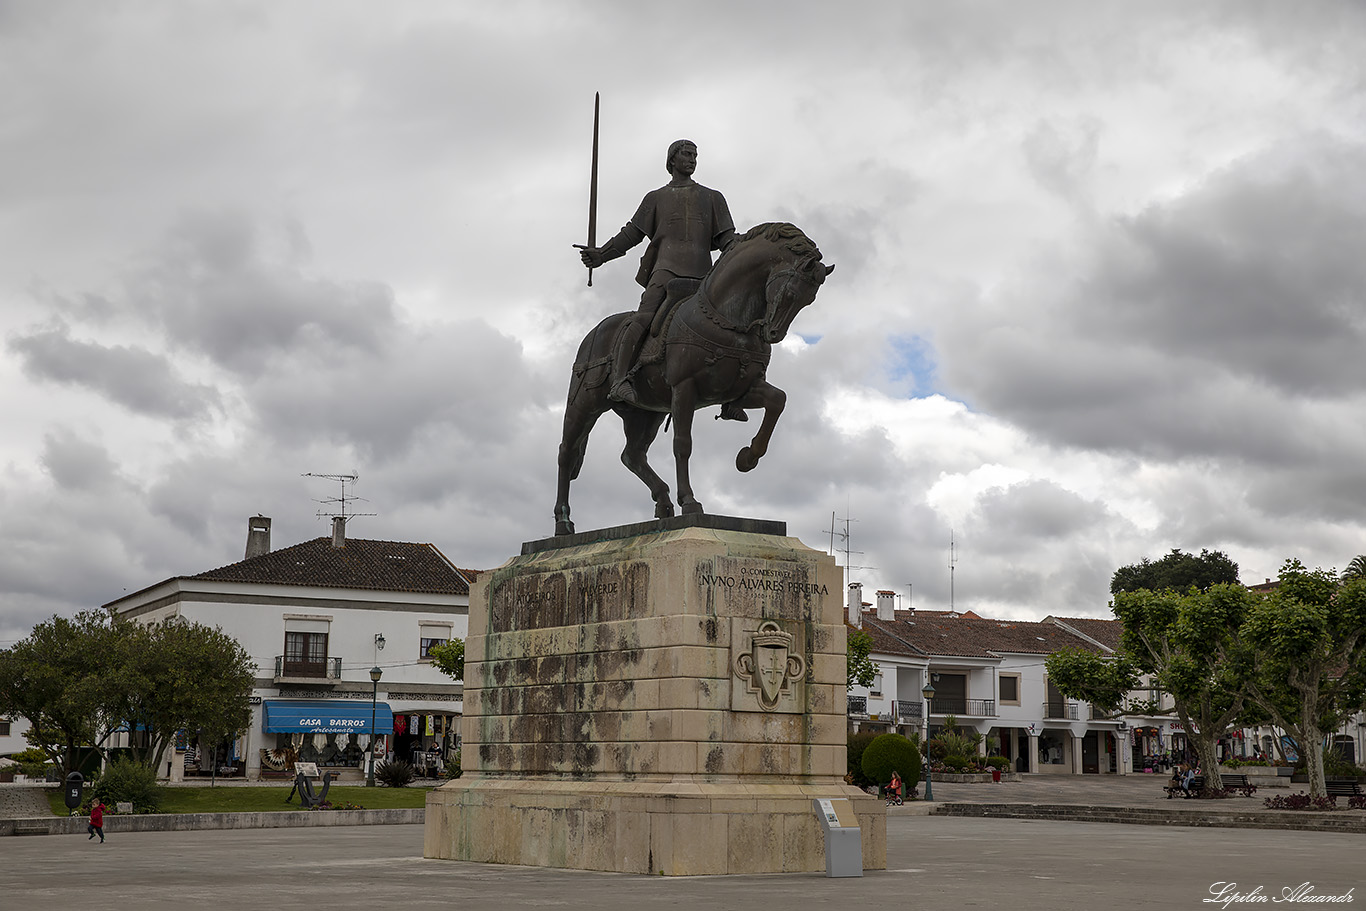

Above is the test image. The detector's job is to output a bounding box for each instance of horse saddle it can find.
[638,277,702,364]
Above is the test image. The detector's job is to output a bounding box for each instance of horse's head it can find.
[763,250,834,343]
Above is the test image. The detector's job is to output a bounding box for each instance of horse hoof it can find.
[655,502,675,519]
[555,521,575,536]
[681,501,703,516]
[736,447,759,472]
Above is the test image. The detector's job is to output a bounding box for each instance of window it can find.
[869,674,883,696]
[419,622,454,660]
[283,631,329,677]
[999,674,1020,705]
[0,719,9,736]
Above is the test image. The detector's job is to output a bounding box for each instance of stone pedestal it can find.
[424,517,885,875]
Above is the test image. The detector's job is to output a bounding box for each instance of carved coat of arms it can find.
[733,620,807,711]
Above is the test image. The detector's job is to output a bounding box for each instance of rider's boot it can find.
[719,401,748,422]
[608,318,647,405]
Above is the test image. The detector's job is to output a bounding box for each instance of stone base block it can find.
[425,777,886,875]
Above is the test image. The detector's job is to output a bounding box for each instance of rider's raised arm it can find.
[580,220,646,269]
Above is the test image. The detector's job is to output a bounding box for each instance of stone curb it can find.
[928,802,1366,834]
[0,807,423,837]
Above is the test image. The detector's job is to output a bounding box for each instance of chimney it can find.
[876,590,895,621]
[245,516,271,559]
[332,516,347,549]
[847,582,863,627]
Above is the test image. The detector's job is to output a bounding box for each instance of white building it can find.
[846,584,1133,775]
[0,715,32,758]
[104,516,472,781]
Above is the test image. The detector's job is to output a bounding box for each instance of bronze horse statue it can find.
[555,222,833,536]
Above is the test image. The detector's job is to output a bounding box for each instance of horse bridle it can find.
[695,255,824,338]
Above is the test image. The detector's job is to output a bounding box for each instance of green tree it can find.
[1110,548,1240,595]
[847,629,877,690]
[0,611,119,774]
[427,639,465,681]
[1342,555,1366,581]
[1044,648,1139,715]
[110,618,255,772]
[1049,583,1256,779]
[1242,560,1366,799]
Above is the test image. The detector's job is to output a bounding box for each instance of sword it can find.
[573,92,600,287]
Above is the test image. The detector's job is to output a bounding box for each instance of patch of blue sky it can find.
[794,333,823,345]
[887,334,939,397]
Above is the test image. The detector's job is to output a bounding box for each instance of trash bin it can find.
[991,767,1001,783]
[64,772,84,811]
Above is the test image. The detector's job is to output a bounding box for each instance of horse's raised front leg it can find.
[619,408,674,519]
[735,381,786,473]
[671,379,703,515]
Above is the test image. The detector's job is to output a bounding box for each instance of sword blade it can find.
[587,92,599,287]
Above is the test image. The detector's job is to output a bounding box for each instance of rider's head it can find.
[667,139,697,176]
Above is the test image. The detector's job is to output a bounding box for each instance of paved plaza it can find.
[3,812,1359,911]
[4,774,1360,909]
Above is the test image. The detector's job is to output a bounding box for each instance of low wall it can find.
[1,808,423,837]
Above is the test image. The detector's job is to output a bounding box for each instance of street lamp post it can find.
[921,680,935,801]
[367,665,383,787]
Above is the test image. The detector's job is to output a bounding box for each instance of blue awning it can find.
[262,700,393,734]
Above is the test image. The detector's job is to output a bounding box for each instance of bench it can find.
[1220,773,1257,797]
[1163,774,1206,799]
[1326,779,1363,797]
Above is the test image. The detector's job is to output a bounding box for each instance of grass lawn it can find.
[47,784,433,816]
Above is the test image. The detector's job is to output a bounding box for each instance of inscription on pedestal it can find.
[488,562,649,632]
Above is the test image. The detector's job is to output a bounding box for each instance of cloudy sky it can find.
[3,1,1365,645]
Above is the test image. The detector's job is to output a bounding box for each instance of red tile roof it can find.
[1047,616,1123,651]
[852,610,1102,659]
[191,537,470,595]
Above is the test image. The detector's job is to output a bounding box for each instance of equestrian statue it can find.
[560,133,833,536]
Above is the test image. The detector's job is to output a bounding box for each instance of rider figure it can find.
[579,139,737,407]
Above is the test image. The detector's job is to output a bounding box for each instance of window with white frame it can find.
[999,674,1021,705]
[870,673,883,697]
[420,622,453,659]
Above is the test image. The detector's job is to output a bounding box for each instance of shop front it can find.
[390,710,460,778]
[260,699,394,779]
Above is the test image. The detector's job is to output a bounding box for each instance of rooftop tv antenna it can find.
[822,509,874,575]
[302,472,377,526]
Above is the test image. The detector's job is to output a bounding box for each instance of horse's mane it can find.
[737,222,822,263]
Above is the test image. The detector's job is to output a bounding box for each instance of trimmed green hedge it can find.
[861,733,921,791]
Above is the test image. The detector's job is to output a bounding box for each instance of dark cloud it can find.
[10,322,220,419]
[39,429,122,492]
[136,210,396,372]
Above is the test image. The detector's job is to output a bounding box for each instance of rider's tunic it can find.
[608,181,736,314]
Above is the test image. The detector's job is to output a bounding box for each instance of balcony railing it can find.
[928,697,996,717]
[275,656,342,681]
[1042,701,1079,720]
[847,695,868,717]
[895,700,923,722]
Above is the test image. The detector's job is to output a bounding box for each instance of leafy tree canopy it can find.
[1242,559,1366,797]
[427,639,465,681]
[1044,648,1138,713]
[0,611,254,774]
[1110,548,1240,595]
[847,629,878,690]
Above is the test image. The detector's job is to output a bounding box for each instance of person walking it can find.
[87,799,105,843]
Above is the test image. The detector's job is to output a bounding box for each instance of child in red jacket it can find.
[87,799,105,843]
